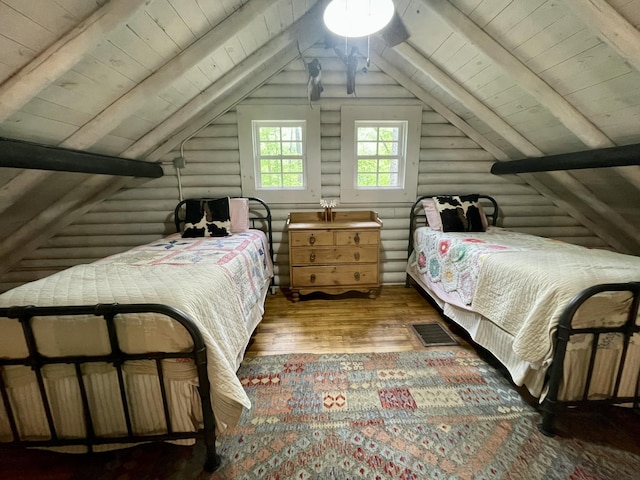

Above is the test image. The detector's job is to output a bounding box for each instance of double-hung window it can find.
[340,106,421,204]
[355,122,406,189]
[255,121,305,189]
[238,105,321,203]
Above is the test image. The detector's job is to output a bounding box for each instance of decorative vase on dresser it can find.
[286,210,383,302]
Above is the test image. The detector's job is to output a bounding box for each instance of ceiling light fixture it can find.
[323,0,395,38]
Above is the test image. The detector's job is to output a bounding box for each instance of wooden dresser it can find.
[287,210,383,302]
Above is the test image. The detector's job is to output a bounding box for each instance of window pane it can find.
[357,141,377,155]
[282,141,302,155]
[357,127,377,141]
[261,173,282,187]
[378,127,398,141]
[357,173,377,186]
[378,173,392,186]
[260,141,281,156]
[282,159,303,172]
[282,173,303,187]
[358,159,377,173]
[378,141,398,155]
[259,127,280,141]
[281,126,302,141]
[261,159,283,173]
[378,159,392,172]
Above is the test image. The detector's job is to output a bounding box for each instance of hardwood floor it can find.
[246,284,474,356]
[247,285,640,457]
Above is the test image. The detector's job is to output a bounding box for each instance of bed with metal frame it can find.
[0,197,273,472]
[406,194,640,435]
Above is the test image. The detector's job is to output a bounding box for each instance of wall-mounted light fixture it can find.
[323,0,395,38]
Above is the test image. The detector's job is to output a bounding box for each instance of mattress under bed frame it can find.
[407,194,640,435]
[0,196,274,472]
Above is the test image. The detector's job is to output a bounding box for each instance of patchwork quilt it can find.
[0,230,274,433]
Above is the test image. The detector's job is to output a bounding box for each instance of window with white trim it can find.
[355,121,406,189]
[340,106,422,204]
[238,105,321,203]
[254,121,305,189]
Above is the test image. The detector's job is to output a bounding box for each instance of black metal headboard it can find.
[407,194,500,257]
[173,197,274,283]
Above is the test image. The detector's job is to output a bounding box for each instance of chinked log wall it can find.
[0,55,603,292]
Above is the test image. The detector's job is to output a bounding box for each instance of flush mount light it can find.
[323,0,395,38]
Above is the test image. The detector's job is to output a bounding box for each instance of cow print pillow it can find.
[433,194,486,232]
[182,197,231,237]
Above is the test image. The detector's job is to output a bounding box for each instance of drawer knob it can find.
[309,235,316,245]
[310,273,316,283]
[309,252,316,262]
[354,233,360,245]
[354,272,360,281]
[354,252,360,261]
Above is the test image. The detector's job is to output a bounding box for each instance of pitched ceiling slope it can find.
[1,0,640,275]
[382,0,640,252]
[0,0,326,275]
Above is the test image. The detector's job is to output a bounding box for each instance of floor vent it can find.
[410,323,459,347]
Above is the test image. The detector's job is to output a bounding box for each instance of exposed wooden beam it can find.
[0,171,50,215]
[0,0,150,123]
[0,6,324,276]
[133,10,324,161]
[375,43,639,252]
[0,137,162,178]
[419,0,614,150]
[371,48,510,161]
[391,42,543,158]
[59,0,274,152]
[564,0,640,73]
[492,143,640,175]
[0,0,273,218]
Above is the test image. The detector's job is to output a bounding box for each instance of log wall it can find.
[0,50,604,292]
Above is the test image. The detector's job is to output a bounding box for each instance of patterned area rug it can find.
[2,350,639,479]
[212,350,640,479]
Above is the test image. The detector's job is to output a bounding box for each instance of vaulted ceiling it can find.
[1,0,640,275]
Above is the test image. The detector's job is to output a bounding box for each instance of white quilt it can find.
[472,247,640,366]
[0,232,274,434]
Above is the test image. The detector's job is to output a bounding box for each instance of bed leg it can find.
[538,404,556,437]
[204,443,221,472]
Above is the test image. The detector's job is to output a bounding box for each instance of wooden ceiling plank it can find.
[371,48,509,161]
[563,0,640,73]
[0,4,324,275]
[58,0,273,152]
[0,0,273,218]
[380,40,639,251]
[392,41,543,157]
[0,0,150,124]
[420,0,615,150]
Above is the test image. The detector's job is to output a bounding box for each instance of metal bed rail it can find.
[539,282,640,435]
[0,303,220,472]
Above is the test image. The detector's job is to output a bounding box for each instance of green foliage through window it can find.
[254,122,305,189]
[355,123,404,188]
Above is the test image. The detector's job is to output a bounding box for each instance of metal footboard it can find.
[0,303,220,472]
[539,282,640,436]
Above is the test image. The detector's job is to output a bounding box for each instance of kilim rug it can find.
[2,350,640,480]
[211,350,640,480]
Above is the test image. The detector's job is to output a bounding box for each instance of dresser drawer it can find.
[335,230,379,246]
[291,264,378,287]
[290,246,379,265]
[290,230,333,247]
